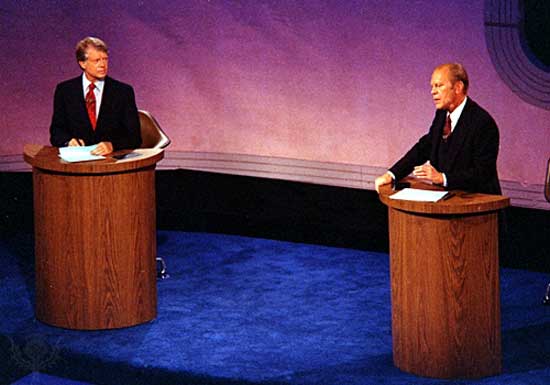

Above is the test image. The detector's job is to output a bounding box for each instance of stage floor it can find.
[2,231,550,385]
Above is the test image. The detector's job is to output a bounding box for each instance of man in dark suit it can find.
[375,63,501,195]
[50,37,141,155]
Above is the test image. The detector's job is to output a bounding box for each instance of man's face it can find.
[79,47,108,82]
[430,68,463,112]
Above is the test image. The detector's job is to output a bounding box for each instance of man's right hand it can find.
[375,172,393,193]
[68,138,85,146]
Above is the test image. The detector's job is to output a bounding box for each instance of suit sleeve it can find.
[49,85,71,147]
[388,112,440,180]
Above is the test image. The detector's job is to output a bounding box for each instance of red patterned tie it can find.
[86,83,97,130]
[442,114,451,140]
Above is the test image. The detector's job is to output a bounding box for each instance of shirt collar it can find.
[82,74,105,93]
[448,96,467,127]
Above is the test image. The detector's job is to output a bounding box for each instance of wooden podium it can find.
[24,144,163,330]
[379,180,509,378]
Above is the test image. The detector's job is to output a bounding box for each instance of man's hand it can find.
[375,172,393,193]
[412,161,444,185]
[91,141,113,156]
[68,138,85,146]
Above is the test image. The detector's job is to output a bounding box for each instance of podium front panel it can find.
[25,145,162,330]
[389,208,501,378]
[379,182,508,379]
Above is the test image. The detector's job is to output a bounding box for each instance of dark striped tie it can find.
[86,83,97,130]
[442,114,451,140]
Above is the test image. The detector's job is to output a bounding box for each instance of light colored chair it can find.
[138,110,171,149]
[138,109,170,279]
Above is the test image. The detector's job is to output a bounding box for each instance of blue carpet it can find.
[1,231,550,385]
[11,372,93,385]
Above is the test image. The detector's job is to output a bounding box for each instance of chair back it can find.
[138,110,171,149]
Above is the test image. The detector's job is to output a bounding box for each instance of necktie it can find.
[442,114,451,140]
[86,83,97,130]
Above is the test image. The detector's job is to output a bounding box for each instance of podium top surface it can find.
[23,144,164,174]
[379,178,509,215]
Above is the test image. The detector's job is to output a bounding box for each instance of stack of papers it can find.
[58,145,105,163]
[389,188,450,202]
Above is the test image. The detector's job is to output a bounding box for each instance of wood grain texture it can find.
[380,179,509,378]
[25,145,163,330]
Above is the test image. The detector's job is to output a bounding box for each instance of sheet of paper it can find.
[389,188,449,202]
[58,145,105,163]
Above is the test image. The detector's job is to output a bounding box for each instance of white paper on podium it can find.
[389,188,450,202]
[58,145,105,163]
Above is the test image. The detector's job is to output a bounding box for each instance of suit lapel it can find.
[445,98,472,170]
[430,110,446,165]
[96,76,112,132]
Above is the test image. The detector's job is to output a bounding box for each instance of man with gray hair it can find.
[375,63,501,195]
[50,36,141,155]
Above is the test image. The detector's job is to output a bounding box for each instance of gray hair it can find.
[436,63,469,93]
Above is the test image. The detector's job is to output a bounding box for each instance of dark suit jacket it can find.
[389,98,501,195]
[49,75,142,150]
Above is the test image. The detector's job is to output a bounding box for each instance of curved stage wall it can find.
[1,1,548,209]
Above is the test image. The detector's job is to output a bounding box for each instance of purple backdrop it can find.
[1,0,549,185]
